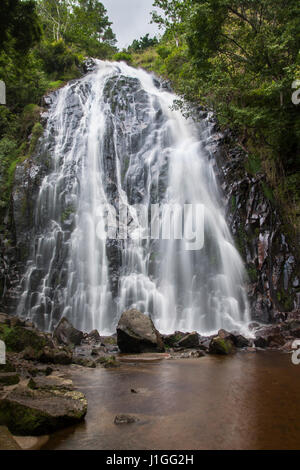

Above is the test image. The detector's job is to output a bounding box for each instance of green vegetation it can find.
[129,0,300,236]
[0,0,117,227]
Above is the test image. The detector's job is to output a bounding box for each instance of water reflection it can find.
[42,352,300,450]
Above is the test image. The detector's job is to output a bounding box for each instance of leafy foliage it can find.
[144,0,300,231]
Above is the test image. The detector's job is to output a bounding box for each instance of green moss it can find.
[261,182,275,203]
[96,355,119,368]
[210,337,234,355]
[245,153,262,175]
[61,205,75,222]
[0,325,46,353]
[247,264,258,282]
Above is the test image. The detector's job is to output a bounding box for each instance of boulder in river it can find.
[0,384,87,436]
[117,309,165,353]
[53,317,84,347]
[176,332,200,349]
[209,336,235,355]
[87,329,101,343]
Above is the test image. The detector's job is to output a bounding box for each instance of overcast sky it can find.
[102,0,160,49]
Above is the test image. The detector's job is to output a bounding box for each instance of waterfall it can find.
[17,60,250,335]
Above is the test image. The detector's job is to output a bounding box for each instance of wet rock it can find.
[117,309,165,353]
[234,334,250,348]
[53,317,84,347]
[72,356,96,368]
[114,414,139,425]
[0,373,20,386]
[95,355,120,368]
[83,58,97,73]
[254,336,268,348]
[27,366,53,377]
[176,332,200,349]
[23,345,72,365]
[248,322,260,330]
[209,336,235,355]
[0,384,87,436]
[28,375,73,391]
[87,329,101,343]
[162,331,185,348]
[0,324,48,353]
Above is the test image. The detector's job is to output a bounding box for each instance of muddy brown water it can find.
[42,351,300,450]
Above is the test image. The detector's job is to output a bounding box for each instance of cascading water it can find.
[17,60,249,335]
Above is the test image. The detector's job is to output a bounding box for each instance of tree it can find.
[37,0,72,41]
[0,0,41,53]
[66,0,117,56]
[128,34,159,53]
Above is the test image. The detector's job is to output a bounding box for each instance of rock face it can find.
[53,317,84,347]
[211,130,300,322]
[0,384,87,436]
[117,309,165,353]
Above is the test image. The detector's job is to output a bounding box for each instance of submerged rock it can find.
[117,309,165,353]
[53,317,84,347]
[0,384,87,436]
[114,414,139,425]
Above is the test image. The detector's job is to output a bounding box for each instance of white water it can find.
[17,60,250,335]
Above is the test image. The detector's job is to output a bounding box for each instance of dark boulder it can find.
[209,336,235,355]
[117,309,164,353]
[162,331,185,348]
[53,317,83,347]
[234,334,250,348]
[176,332,200,349]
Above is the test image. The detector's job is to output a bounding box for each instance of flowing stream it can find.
[17,60,249,335]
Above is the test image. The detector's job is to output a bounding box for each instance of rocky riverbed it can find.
[1,308,300,448]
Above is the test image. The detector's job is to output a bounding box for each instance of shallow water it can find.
[42,351,300,450]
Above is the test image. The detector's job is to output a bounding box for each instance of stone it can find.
[117,309,164,353]
[28,375,74,392]
[209,336,235,355]
[0,426,21,450]
[23,345,72,365]
[0,385,87,436]
[176,332,199,349]
[162,331,186,348]
[72,356,96,368]
[234,334,250,348]
[114,414,139,425]
[0,325,47,353]
[96,355,119,368]
[0,373,20,386]
[254,336,268,348]
[53,317,84,347]
[87,329,101,343]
